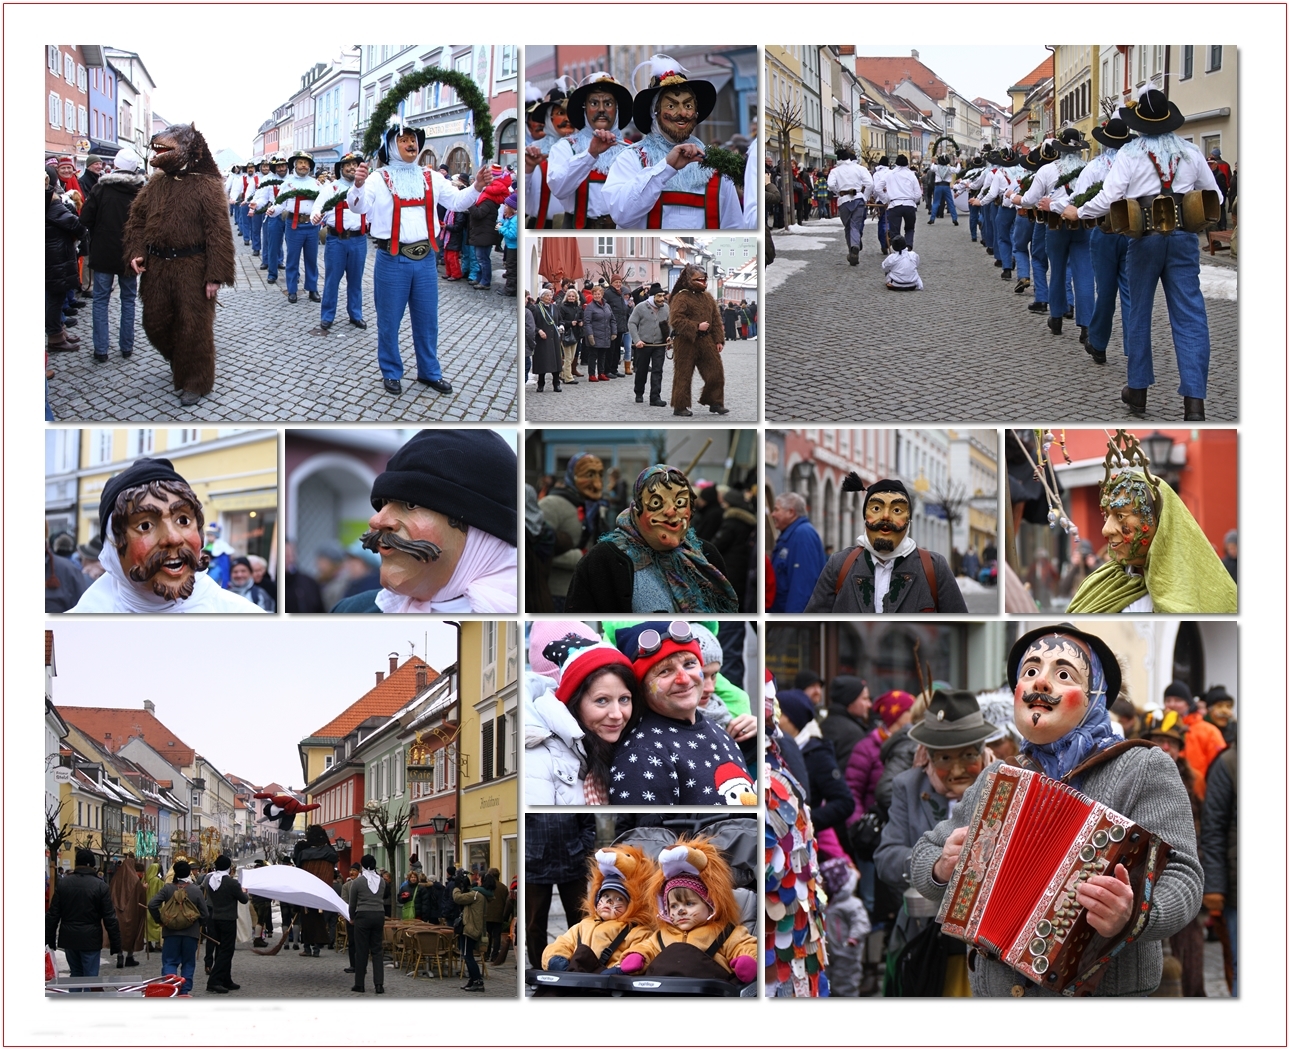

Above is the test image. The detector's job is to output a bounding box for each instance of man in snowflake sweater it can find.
[607,621,756,805]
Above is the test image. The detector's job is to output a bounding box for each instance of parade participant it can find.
[805,477,967,612]
[667,264,728,416]
[203,855,248,994]
[81,147,146,363]
[253,791,321,831]
[603,56,749,230]
[230,163,253,245]
[1063,88,1224,421]
[1066,433,1237,613]
[348,117,491,396]
[1022,128,1093,339]
[147,858,209,995]
[881,235,923,290]
[974,147,1019,279]
[249,153,288,281]
[541,847,656,972]
[70,457,264,613]
[1009,149,1039,296]
[265,150,321,305]
[331,429,517,613]
[607,622,755,804]
[223,164,241,218]
[292,826,338,958]
[108,858,147,968]
[565,466,738,614]
[971,150,998,254]
[310,151,368,331]
[926,153,960,226]
[1019,141,1060,314]
[827,145,874,264]
[874,154,922,249]
[539,452,610,612]
[546,72,634,229]
[628,283,669,407]
[46,848,122,979]
[246,161,266,257]
[635,840,758,982]
[871,155,892,251]
[910,624,1204,997]
[524,81,573,229]
[123,123,236,407]
[347,856,385,994]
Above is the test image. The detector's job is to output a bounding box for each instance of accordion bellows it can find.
[936,765,1171,995]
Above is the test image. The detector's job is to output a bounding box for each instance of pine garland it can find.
[258,177,284,189]
[700,145,746,183]
[363,66,494,161]
[1054,165,1085,190]
[319,190,349,213]
[1071,181,1103,207]
[274,187,319,207]
[1019,173,1034,192]
[930,134,960,157]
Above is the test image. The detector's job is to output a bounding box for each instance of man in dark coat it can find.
[777,689,855,836]
[203,855,249,993]
[45,527,89,612]
[819,674,873,769]
[46,848,122,977]
[81,148,146,361]
[601,275,633,376]
[123,123,236,407]
[292,826,339,957]
[805,478,966,613]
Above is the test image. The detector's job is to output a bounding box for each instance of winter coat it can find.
[81,170,146,274]
[45,550,89,613]
[453,886,486,941]
[346,874,386,918]
[637,919,758,973]
[692,497,724,541]
[844,727,887,821]
[770,516,827,613]
[543,916,653,969]
[601,284,632,333]
[204,873,249,921]
[484,883,514,925]
[804,544,967,613]
[1181,713,1226,802]
[823,893,870,997]
[46,191,85,291]
[556,298,584,344]
[1200,746,1237,910]
[467,197,500,248]
[397,882,427,920]
[910,748,1204,997]
[711,504,756,610]
[540,485,604,599]
[524,680,589,805]
[873,766,951,949]
[528,300,561,374]
[564,538,731,614]
[524,299,537,351]
[46,866,122,953]
[798,732,855,835]
[146,880,209,941]
[581,299,617,347]
[872,725,917,819]
[818,693,872,770]
[524,814,596,885]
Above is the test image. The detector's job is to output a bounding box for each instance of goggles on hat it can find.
[636,620,693,658]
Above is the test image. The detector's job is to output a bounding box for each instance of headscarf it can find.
[561,452,609,546]
[1017,636,1118,786]
[603,466,738,612]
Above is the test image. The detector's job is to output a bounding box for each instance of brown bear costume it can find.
[667,263,726,415]
[122,123,235,404]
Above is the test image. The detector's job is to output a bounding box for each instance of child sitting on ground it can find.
[882,235,923,290]
[541,846,654,973]
[626,838,757,985]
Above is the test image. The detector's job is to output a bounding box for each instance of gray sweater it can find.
[909,746,1203,996]
[628,299,668,345]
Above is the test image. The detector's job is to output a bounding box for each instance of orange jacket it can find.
[1182,712,1226,800]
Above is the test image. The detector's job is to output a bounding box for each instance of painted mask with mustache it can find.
[111,481,209,601]
[1012,635,1092,745]
[864,491,911,552]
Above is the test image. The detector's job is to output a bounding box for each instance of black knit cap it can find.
[865,478,910,501]
[370,430,517,546]
[98,457,187,543]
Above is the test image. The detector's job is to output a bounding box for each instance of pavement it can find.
[765,215,1238,423]
[956,575,1000,614]
[523,338,758,423]
[47,220,518,423]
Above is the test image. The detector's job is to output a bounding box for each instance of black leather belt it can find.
[147,242,206,259]
[372,238,431,259]
[331,227,362,239]
[584,215,615,229]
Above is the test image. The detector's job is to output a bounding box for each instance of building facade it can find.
[46,44,89,159]
[1169,45,1237,164]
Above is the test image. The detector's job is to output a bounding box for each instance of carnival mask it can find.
[1101,475,1155,568]
[585,91,618,131]
[365,500,467,601]
[573,455,604,500]
[636,478,691,552]
[550,103,574,136]
[1013,635,1092,745]
[657,87,698,142]
[864,492,910,552]
[118,490,206,601]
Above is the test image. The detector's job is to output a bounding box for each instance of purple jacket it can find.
[844,728,886,823]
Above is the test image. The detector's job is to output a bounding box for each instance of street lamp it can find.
[1141,430,1175,472]
[334,837,350,853]
[429,815,450,834]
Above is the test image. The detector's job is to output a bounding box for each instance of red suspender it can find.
[535,158,551,228]
[291,196,303,229]
[381,170,435,255]
[646,172,722,229]
[572,169,608,228]
[334,200,367,235]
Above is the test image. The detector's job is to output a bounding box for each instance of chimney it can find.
[911,49,919,60]
[389,653,399,676]
[416,665,428,690]
[104,732,112,744]
[376,671,385,685]
[143,699,155,714]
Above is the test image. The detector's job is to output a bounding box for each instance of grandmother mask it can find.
[572,454,604,499]
[1100,474,1155,568]
[632,466,694,552]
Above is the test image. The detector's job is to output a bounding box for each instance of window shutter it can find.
[495,713,507,776]
[481,720,495,782]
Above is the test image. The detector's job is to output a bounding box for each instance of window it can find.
[129,429,154,456]
[595,237,615,256]
[105,76,112,100]
[324,755,334,769]
[1202,134,1221,158]
[501,45,518,78]
[1181,46,1194,80]
[49,92,61,128]
[65,54,75,83]
[192,792,201,807]
[485,622,496,666]
[480,719,495,782]
[78,106,87,134]
[88,429,113,465]
[1206,46,1222,73]
[77,64,87,91]
[169,427,201,447]
[48,46,61,74]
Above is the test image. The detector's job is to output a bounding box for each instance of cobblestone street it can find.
[764,216,1237,423]
[48,222,518,423]
[523,339,758,422]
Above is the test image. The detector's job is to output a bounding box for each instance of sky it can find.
[49,620,460,792]
[852,45,1051,110]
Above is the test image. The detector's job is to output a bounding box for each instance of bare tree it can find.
[46,798,72,878]
[593,259,625,285]
[362,799,410,872]
[770,98,804,230]
[929,477,970,548]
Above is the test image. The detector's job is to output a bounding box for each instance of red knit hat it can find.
[614,621,703,681]
[874,689,916,727]
[553,643,633,705]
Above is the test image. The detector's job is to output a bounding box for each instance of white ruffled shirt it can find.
[373,527,517,614]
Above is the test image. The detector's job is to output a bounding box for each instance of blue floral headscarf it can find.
[1018,635,1118,787]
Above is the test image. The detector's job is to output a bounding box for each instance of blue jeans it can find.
[994,206,1016,268]
[250,209,265,253]
[461,243,478,281]
[1088,227,1132,354]
[91,270,137,355]
[373,247,444,382]
[1011,214,1032,280]
[161,935,198,994]
[263,215,286,279]
[1031,221,1049,303]
[929,184,957,222]
[237,202,250,241]
[838,198,866,248]
[1225,906,1238,996]
[474,245,493,287]
[968,202,982,240]
[982,202,996,252]
[321,233,367,324]
[1124,230,1211,397]
[66,949,102,977]
[1045,225,1093,324]
[876,208,889,251]
[284,222,319,296]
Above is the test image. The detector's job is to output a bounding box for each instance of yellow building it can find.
[1053,46,1099,144]
[1168,45,1237,165]
[456,622,519,884]
[57,724,146,868]
[48,428,277,563]
[764,46,807,166]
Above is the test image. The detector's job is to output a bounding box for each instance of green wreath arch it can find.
[363,66,495,162]
[930,135,961,158]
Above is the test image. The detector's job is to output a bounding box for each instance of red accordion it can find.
[935,764,1170,995]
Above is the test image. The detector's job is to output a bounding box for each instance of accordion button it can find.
[1010,984,1026,997]
[1035,920,1053,937]
[1032,955,1050,974]
[1029,937,1047,956]
[1109,824,1126,842]
[1079,844,1097,862]
[1092,829,1110,849]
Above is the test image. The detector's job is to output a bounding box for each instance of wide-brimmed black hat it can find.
[527,84,570,127]
[1019,149,1045,172]
[1091,116,1135,149]
[1055,128,1088,154]
[1121,88,1185,135]
[996,146,1016,165]
[1007,622,1122,705]
[286,149,315,173]
[632,55,717,135]
[566,72,634,131]
[908,689,998,749]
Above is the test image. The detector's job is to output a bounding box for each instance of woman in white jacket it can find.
[525,641,643,805]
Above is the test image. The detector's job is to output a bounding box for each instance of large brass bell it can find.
[1180,189,1222,232]
[1151,194,1178,234]
[1108,198,1146,237]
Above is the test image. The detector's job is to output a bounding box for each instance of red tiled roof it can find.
[45,630,54,667]
[308,657,439,739]
[58,705,196,767]
[854,56,950,101]
[1012,57,1054,90]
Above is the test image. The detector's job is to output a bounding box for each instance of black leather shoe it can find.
[673,407,693,417]
[650,397,667,407]
[708,404,730,415]
[344,967,355,973]
[207,985,229,994]
[266,275,276,282]
[635,394,644,403]
[308,291,321,302]
[1028,301,1048,313]
[847,247,859,266]
[1078,325,1088,344]
[375,986,385,995]
[260,263,269,270]
[1047,317,1062,336]
[319,321,332,330]
[1085,344,1107,364]
[1064,309,1074,320]
[952,220,959,225]
[350,985,364,993]
[994,259,1003,267]
[1014,278,1030,294]
[1121,386,1148,417]
[383,378,402,395]
[1183,397,1206,421]
[288,293,298,303]
[252,250,260,257]
[349,317,367,329]
[1001,268,1012,279]
[225,982,241,991]
[986,247,994,256]
[417,376,453,394]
